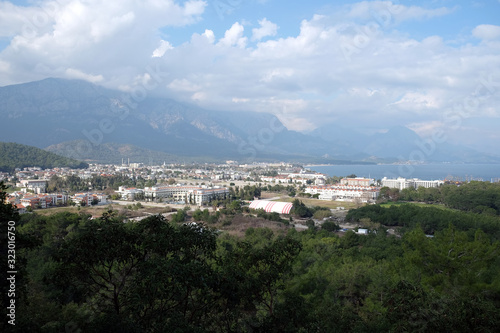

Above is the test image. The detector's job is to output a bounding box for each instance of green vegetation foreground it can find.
[1,181,500,332]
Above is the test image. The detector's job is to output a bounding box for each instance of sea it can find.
[307,163,500,182]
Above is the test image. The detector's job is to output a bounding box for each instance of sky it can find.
[1,0,499,155]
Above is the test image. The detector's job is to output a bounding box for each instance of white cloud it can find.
[260,68,294,83]
[407,121,445,138]
[65,68,104,83]
[191,91,207,101]
[0,2,42,37]
[251,15,335,59]
[232,97,249,103]
[183,0,207,16]
[0,0,499,153]
[345,1,453,25]
[472,24,500,40]
[168,78,201,92]
[390,92,440,111]
[0,59,10,72]
[202,29,215,43]
[218,22,247,48]
[251,18,278,41]
[0,0,206,85]
[152,40,174,58]
[150,8,500,133]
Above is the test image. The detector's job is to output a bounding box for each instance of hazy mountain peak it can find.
[1,78,498,163]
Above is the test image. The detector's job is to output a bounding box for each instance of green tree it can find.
[54,214,143,317]
[402,226,500,293]
[322,220,340,232]
[290,199,312,218]
[215,236,302,329]
[1,182,21,331]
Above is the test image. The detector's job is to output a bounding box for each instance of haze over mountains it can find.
[1,78,499,164]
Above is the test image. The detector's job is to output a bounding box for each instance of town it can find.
[2,161,446,218]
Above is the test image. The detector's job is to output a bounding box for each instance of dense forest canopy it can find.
[0,142,88,172]
[1,181,500,332]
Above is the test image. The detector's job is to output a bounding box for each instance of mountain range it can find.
[1,78,499,164]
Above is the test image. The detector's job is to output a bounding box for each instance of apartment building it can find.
[143,185,229,205]
[340,177,374,186]
[305,185,380,202]
[381,177,444,190]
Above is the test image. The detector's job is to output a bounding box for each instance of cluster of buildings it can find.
[302,176,444,203]
[305,177,380,203]
[71,193,108,206]
[3,162,451,211]
[6,193,67,213]
[260,171,328,185]
[5,191,108,213]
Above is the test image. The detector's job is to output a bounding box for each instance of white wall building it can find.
[413,179,444,188]
[381,177,444,190]
[381,177,413,190]
[305,185,380,202]
[18,179,48,193]
[340,177,374,186]
[144,185,229,205]
[192,188,230,205]
[71,193,107,206]
[117,186,144,200]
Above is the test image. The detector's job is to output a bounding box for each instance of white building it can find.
[413,179,444,188]
[16,193,68,208]
[117,186,144,200]
[286,172,327,181]
[71,193,107,206]
[305,185,380,202]
[18,179,48,193]
[144,185,229,205]
[261,172,327,184]
[192,187,230,205]
[381,177,444,190]
[341,177,374,186]
[380,177,414,190]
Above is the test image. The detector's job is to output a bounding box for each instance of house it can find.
[71,193,107,206]
[341,177,374,186]
[19,179,48,193]
[15,204,27,214]
[117,187,144,200]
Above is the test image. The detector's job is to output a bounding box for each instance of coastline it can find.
[306,163,500,181]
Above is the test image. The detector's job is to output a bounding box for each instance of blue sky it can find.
[1,0,500,154]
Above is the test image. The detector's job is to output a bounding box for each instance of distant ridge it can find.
[0,78,364,162]
[45,140,371,165]
[0,142,88,172]
[1,78,499,164]
[45,140,216,165]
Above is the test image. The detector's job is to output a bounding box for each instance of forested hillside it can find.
[0,142,88,172]
[1,181,500,332]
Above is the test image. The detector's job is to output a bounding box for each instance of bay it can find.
[307,163,500,182]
